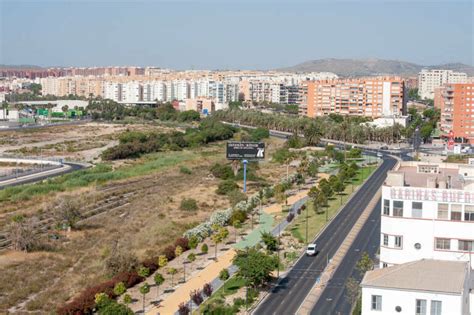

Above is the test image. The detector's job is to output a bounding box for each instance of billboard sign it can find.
[226,142,265,160]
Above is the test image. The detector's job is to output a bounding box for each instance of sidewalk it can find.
[151,249,236,315]
[146,179,319,315]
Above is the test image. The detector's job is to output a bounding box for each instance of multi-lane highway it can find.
[254,155,397,315]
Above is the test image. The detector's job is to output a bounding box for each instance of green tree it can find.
[113,282,126,296]
[219,268,230,293]
[201,243,208,254]
[212,233,223,260]
[158,255,168,268]
[356,252,374,275]
[139,283,150,313]
[138,266,150,278]
[233,248,278,288]
[260,231,278,251]
[168,267,178,286]
[122,294,132,306]
[187,253,196,270]
[175,245,183,257]
[233,220,241,243]
[188,235,199,249]
[345,277,360,307]
[154,273,165,300]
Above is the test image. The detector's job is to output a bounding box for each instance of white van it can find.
[306,243,317,256]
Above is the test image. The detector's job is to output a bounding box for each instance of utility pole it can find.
[305,204,309,245]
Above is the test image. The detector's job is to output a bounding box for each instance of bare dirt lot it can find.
[0,122,174,163]
[0,124,287,313]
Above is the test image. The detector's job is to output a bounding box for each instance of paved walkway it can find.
[150,249,236,315]
[146,178,320,315]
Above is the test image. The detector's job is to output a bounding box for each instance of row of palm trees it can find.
[213,109,404,145]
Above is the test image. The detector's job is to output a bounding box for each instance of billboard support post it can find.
[243,160,248,193]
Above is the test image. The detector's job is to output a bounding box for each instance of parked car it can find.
[377,152,383,158]
[380,145,389,150]
[306,243,317,256]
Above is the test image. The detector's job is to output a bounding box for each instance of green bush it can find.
[210,163,234,180]
[201,243,208,254]
[180,198,198,211]
[216,180,239,195]
[227,190,247,207]
[179,166,192,174]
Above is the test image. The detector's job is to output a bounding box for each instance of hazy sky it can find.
[1,0,472,69]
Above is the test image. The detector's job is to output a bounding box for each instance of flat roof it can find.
[361,259,468,294]
[394,165,463,189]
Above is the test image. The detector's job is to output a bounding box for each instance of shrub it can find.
[203,283,213,297]
[174,237,190,251]
[227,190,247,207]
[201,243,208,254]
[190,289,203,305]
[178,302,190,315]
[158,255,168,268]
[180,198,198,211]
[175,245,183,257]
[230,209,247,225]
[163,245,176,260]
[188,235,199,249]
[113,282,126,296]
[233,297,245,308]
[216,180,239,195]
[297,207,302,215]
[137,266,150,278]
[286,213,295,222]
[141,258,158,273]
[179,166,192,174]
[210,163,234,180]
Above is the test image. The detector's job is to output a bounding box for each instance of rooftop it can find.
[361,259,469,294]
[385,161,474,190]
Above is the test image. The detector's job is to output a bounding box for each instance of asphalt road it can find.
[254,156,397,315]
[310,199,382,315]
[0,162,86,189]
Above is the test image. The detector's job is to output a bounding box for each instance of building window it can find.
[458,240,473,252]
[371,295,382,311]
[383,234,389,246]
[464,205,474,221]
[393,201,403,217]
[437,203,449,220]
[430,300,442,315]
[416,299,427,315]
[451,204,462,221]
[394,236,402,248]
[412,202,423,218]
[383,199,390,215]
[435,238,451,250]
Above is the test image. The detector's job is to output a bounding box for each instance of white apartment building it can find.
[361,259,473,315]
[418,69,468,100]
[380,161,474,269]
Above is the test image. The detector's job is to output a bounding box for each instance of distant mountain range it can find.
[277,58,474,77]
[0,64,44,70]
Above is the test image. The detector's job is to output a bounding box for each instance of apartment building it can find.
[380,161,474,269]
[436,83,474,143]
[361,260,473,315]
[418,69,468,100]
[301,77,406,118]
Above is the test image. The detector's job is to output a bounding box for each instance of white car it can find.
[306,243,317,256]
[377,152,383,158]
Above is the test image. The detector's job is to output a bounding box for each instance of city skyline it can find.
[1,0,472,69]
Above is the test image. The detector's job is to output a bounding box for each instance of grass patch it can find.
[0,150,201,202]
[199,276,246,311]
[290,166,377,243]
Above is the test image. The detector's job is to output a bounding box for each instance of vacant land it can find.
[0,122,175,162]
[0,123,288,313]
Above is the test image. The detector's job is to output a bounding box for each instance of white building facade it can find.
[418,69,468,100]
[380,161,474,269]
[361,260,472,315]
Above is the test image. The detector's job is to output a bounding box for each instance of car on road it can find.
[380,145,388,150]
[306,243,317,256]
[377,152,383,158]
